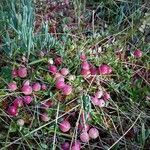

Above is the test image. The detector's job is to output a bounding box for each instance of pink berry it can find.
[55,80,66,90]
[71,141,81,150]
[88,128,99,139]
[103,92,111,101]
[59,120,71,132]
[98,99,105,107]
[54,72,63,79]
[98,64,112,75]
[13,97,23,107]
[95,91,103,98]
[80,131,90,143]
[48,65,57,74]
[23,80,30,86]
[18,67,27,78]
[81,61,90,70]
[61,68,69,76]
[41,84,47,90]
[54,57,63,65]
[22,85,32,95]
[8,82,17,91]
[61,142,70,150]
[32,82,41,92]
[23,96,32,104]
[80,53,87,61]
[91,96,99,106]
[12,69,18,78]
[90,66,98,75]
[40,113,50,122]
[80,69,91,78]
[7,106,18,116]
[133,49,142,58]
[62,85,72,95]
[78,124,90,132]
[41,100,53,109]
[56,76,65,82]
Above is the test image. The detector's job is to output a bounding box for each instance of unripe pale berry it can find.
[17,119,25,126]
[32,82,41,92]
[95,91,103,98]
[99,99,105,107]
[8,82,17,91]
[18,67,27,78]
[40,113,50,122]
[60,68,69,76]
[22,85,32,95]
[88,128,99,139]
[91,96,99,106]
[59,120,71,132]
[80,131,90,143]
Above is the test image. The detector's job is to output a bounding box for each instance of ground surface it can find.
[0,0,150,150]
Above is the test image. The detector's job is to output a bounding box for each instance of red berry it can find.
[32,82,41,92]
[48,65,57,74]
[133,49,142,58]
[12,69,18,78]
[59,120,71,132]
[80,69,91,78]
[18,67,27,78]
[7,106,18,116]
[98,64,112,75]
[54,57,63,65]
[80,53,87,61]
[22,85,32,95]
[41,84,47,90]
[23,96,32,104]
[55,80,66,90]
[41,100,53,109]
[61,142,70,150]
[103,92,111,101]
[13,97,23,107]
[71,141,81,150]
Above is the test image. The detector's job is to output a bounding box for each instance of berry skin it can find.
[133,49,142,58]
[59,120,71,133]
[18,67,27,78]
[22,85,32,95]
[8,82,17,91]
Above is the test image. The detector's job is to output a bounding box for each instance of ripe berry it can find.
[22,85,32,95]
[59,120,71,132]
[18,67,27,78]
